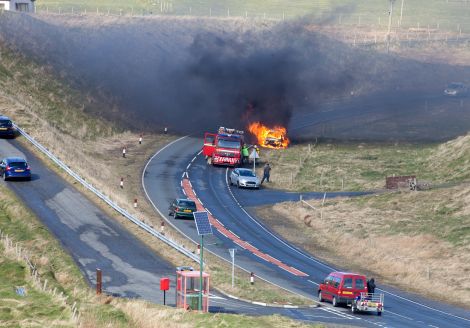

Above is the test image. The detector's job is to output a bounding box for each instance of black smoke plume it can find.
[0,13,354,134]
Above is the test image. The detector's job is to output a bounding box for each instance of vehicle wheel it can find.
[3,173,7,181]
[351,304,356,313]
[377,311,382,316]
[207,157,212,165]
[332,297,338,307]
[237,181,240,188]
[229,178,233,186]
[318,291,324,302]
[174,214,179,219]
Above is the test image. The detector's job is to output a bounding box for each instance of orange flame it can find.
[248,122,290,149]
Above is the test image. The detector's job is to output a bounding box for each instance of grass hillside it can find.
[1,36,323,327]
[254,134,470,306]
[2,5,470,317]
[34,0,470,31]
[0,186,323,327]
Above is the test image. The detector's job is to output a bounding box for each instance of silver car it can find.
[229,168,260,189]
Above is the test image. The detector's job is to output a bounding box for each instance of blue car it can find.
[0,157,32,181]
[0,116,16,138]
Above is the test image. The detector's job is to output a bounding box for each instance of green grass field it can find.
[34,0,470,31]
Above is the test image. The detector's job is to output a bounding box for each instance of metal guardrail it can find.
[14,124,200,263]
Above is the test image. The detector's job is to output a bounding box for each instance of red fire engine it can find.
[203,127,244,166]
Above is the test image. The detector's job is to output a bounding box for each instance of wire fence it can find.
[13,124,201,265]
[28,5,470,48]
[0,229,80,323]
[31,3,470,31]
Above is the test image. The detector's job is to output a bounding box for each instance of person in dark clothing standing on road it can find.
[261,163,271,184]
[367,278,376,294]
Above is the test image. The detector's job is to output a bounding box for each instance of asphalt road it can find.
[0,138,179,304]
[143,136,470,328]
[1,137,367,326]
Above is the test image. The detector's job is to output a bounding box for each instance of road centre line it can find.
[307,279,319,286]
[142,139,314,300]
[320,307,358,320]
[224,166,470,324]
[375,288,470,323]
[224,168,337,271]
[385,310,414,321]
[182,178,308,277]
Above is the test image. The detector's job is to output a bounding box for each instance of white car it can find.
[229,168,260,189]
[444,82,468,97]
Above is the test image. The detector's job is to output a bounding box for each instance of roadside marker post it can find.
[96,268,102,295]
[250,272,255,285]
[134,198,138,208]
[120,177,124,188]
[229,248,236,288]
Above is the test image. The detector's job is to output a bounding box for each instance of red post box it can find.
[160,277,170,291]
[160,277,170,305]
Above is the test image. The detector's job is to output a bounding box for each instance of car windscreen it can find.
[239,170,256,177]
[355,278,365,289]
[9,162,27,168]
[0,119,12,127]
[178,200,196,208]
[205,136,214,144]
[218,138,240,149]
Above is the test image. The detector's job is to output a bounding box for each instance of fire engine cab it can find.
[203,127,244,166]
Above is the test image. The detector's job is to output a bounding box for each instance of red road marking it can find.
[182,179,308,277]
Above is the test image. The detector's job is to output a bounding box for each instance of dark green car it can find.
[168,198,197,219]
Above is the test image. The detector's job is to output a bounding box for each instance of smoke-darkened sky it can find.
[0,12,468,140]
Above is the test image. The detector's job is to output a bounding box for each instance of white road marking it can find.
[302,314,342,319]
[320,307,360,320]
[386,310,413,320]
[307,279,319,286]
[209,294,226,300]
[376,287,470,323]
[225,168,331,272]
[229,230,240,239]
[225,165,470,325]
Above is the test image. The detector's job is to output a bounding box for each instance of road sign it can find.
[249,149,259,159]
[193,211,213,236]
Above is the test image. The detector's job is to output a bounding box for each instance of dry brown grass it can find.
[257,186,470,307]
[0,51,311,306]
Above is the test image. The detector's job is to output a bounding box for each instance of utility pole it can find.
[387,0,396,53]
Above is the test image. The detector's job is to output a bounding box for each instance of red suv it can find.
[318,272,368,307]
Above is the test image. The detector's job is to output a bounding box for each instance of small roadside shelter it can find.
[176,269,210,312]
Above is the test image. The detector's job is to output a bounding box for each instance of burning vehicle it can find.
[248,122,289,149]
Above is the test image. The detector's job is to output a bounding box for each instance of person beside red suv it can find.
[318,271,368,307]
